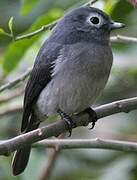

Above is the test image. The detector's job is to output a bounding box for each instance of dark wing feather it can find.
[21,42,62,132]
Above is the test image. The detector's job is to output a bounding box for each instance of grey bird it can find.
[12,6,125,175]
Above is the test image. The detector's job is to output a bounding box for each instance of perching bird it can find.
[12,6,125,175]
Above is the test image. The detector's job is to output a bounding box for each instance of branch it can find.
[111,35,137,43]
[94,96,137,119]
[0,88,24,104]
[0,104,22,117]
[7,0,135,44]
[0,68,31,93]
[85,0,99,6]
[39,134,65,180]
[39,149,61,180]
[15,22,56,41]
[14,0,98,41]
[0,96,137,156]
[35,138,137,152]
[15,25,137,43]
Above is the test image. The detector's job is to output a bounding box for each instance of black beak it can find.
[110,21,125,30]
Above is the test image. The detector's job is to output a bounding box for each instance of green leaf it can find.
[0,28,10,36]
[21,0,39,15]
[2,39,34,74]
[104,0,120,14]
[2,9,63,74]
[110,0,133,23]
[8,17,14,36]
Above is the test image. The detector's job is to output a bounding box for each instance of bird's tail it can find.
[12,115,40,176]
[12,146,31,176]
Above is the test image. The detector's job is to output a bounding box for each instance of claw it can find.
[89,121,96,130]
[83,108,98,130]
[63,117,72,137]
[57,109,76,137]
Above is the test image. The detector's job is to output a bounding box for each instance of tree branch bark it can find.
[35,138,137,152]
[15,22,56,41]
[0,96,137,156]
[0,68,31,93]
[0,88,24,104]
[39,134,65,180]
[0,105,22,117]
[110,35,137,43]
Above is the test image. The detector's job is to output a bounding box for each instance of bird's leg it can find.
[82,107,98,129]
[57,109,76,137]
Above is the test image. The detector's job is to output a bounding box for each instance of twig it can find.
[111,35,137,43]
[85,0,99,6]
[94,96,137,119]
[0,0,134,44]
[0,88,24,104]
[35,138,137,152]
[0,105,22,117]
[39,134,65,180]
[15,22,56,41]
[14,0,98,41]
[0,68,31,93]
[39,149,60,180]
[0,96,137,156]
[90,0,99,5]
[15,23,137,44]
[7,0,135,44]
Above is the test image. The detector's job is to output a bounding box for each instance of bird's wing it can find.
[21,42,62,132]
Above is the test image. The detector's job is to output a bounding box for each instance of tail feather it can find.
[12,146,31,176]
[12,113,40,176]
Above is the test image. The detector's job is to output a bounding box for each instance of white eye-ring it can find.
[87,13,102,27]
[90,16,100,24]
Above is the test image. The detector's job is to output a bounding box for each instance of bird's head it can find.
[51,6,125,44]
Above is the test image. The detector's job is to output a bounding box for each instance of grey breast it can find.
[35,42,113,118]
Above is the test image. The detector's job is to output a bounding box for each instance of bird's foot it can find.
[83,108,98,129]
[57,109,76,137]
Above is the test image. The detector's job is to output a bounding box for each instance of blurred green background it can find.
[0,0,137,179]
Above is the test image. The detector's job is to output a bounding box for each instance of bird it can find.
[12,6,125,175]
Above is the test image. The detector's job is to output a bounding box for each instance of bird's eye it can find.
[90,17,100,25]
